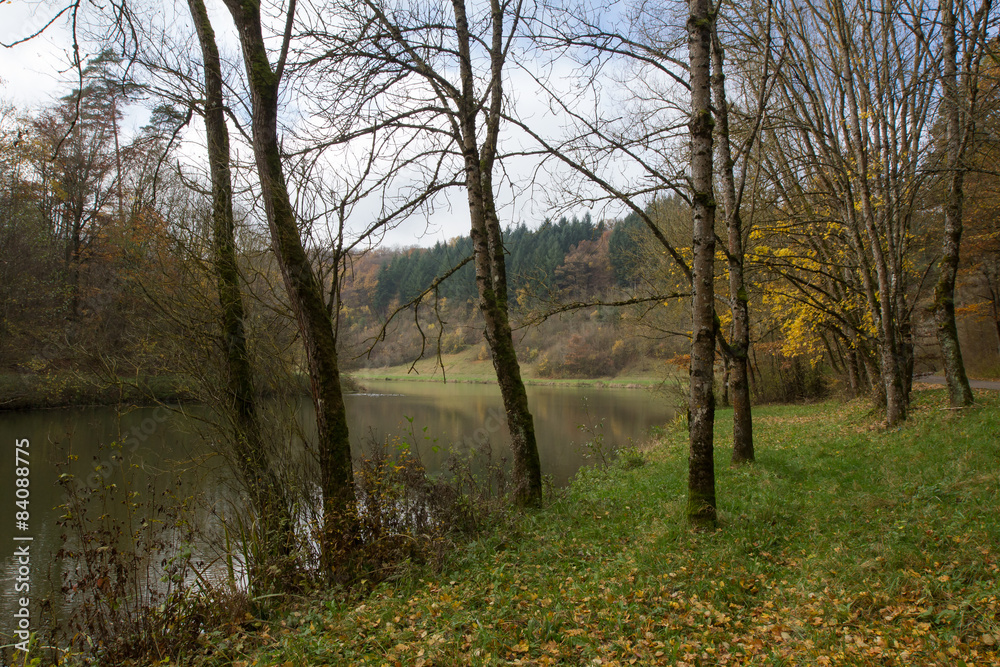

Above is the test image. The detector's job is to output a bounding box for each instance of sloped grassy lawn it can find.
[207,389,1000,666]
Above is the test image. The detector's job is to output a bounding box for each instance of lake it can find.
[0,380,675,640]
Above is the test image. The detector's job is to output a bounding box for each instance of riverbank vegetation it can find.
[92,386,995,667]
[0,372,194,410]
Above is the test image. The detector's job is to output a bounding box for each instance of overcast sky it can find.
[2,2,78,108]
[1,1,645,248]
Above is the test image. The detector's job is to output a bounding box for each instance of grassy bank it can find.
[0,372,197,410]
[187,388,999,666]
[349,349,675,388]
[0,373,367,411]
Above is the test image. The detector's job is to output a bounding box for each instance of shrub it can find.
[352,433,514,586]
[51,458,250,667]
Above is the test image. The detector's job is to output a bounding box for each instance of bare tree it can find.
[710,0,784,463]
[686,0,718,527]
[933,0,992,407]
[185,0,296,576]
[520,0,780,514]
[221,0,359,571]
[304,0,544,506]
[510,1,796,478]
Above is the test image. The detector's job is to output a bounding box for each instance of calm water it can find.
[0,380,674,639]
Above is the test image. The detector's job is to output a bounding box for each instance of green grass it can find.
[196,389,1000,666]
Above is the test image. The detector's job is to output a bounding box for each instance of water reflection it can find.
[0,381,673,639]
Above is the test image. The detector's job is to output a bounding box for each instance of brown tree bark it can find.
[934,0,976,408]
[687,0,717,528]
[452,0,542,507]
[846,348,860,397]
[187,0,293,566]
[710,25,753,465]
[994,299,1000,355]
[222,0,357,573]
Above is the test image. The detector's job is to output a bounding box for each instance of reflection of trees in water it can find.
[0,383,672,642]
[0,405,237,643]
[343,383,673,486]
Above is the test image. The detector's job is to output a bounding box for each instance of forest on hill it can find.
[335,213,680,380]
[339,197,1000,398]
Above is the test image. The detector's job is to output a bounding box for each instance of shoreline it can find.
[0,373,363,412]
[348,372,668,389]
[0,373,197,412]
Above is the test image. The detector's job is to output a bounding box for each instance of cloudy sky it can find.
[2,2,79,107]
[0,1,655,248]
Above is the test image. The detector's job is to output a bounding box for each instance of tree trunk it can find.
[710,26,753,465]
[720,353,730,407]
[66,205,83,322]
[934,0,975,408]
[477,204,542,507]
[900,314,915,397]
[994,305,1000,355]
[686,0,717,528]
[188,0,293,568]
[862,350,885,405]
[832,0,908,424]
[223,0,357,573]
[453,0,542,507]
[846,348,860,397]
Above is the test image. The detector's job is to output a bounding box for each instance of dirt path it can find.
[916,375,1000,391]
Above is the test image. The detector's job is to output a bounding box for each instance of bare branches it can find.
[0,2,77,48]
[275,0,299,83]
